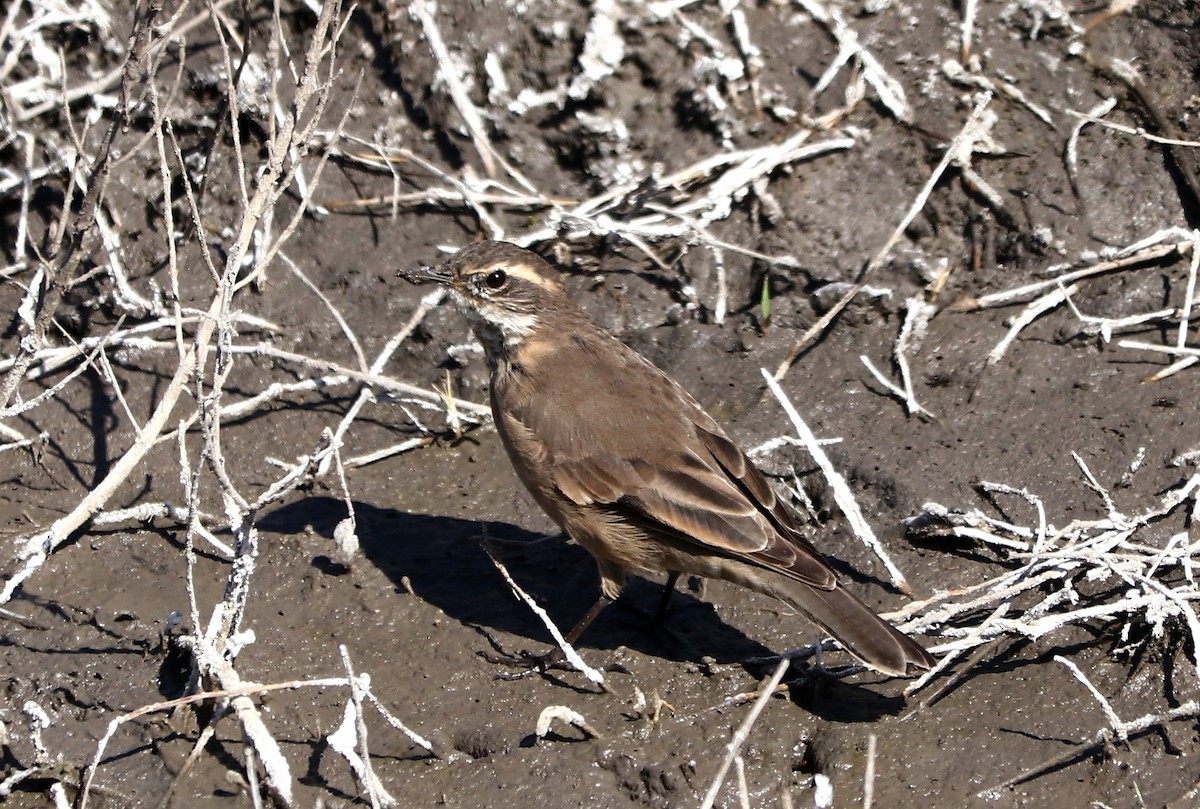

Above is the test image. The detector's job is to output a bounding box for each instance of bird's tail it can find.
[780,580,935,676]
[725,563,935,676]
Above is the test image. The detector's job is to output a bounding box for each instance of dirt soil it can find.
[2,0,1200,807]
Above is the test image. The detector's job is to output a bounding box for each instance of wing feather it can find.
[509,332,836,588]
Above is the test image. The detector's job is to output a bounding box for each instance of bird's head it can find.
[398,240,578,355]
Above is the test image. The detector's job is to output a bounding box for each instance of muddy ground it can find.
[2,0,1199,806]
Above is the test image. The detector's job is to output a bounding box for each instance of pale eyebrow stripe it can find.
[470,261,558,291]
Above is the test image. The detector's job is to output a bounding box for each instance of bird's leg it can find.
[654,572,682,624]
[564,593,614,644]
[484,594,614,677]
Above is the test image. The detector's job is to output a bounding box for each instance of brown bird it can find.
[398,240,934,676]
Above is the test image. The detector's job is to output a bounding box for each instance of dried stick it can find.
[1065,97,1119,201]
[986,284,1076,366]
[699,659,790,809]
[762,369,912,593]
[0,313,220,606]
[481,541,606,687]
[902,466,1200,701]
[30,5,355,806]
[315,287,450,476]
[793,0,911,122]
[942,60,1054,127]
[959,0,976,62]
[1176,237,1199,350]
[410,0,542,194]
[984,658,1198,795]
[0,0,163,411]
[223,342,490,419]
[961,231,1193,311]
[861,295,936,418]
[358,686,439,756]
[332,646,396,808]
[720,0,763,112]
[863,733,877,809]
[409,1,493,177]
[1067,107,1200,149]
[96,502,231,556]
[78,676,349,809]
[774,93,994,379]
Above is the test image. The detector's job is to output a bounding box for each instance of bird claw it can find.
[478,647,573,679]
[478,647,631,682]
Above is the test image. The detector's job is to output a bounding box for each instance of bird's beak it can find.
[396,264,453,285]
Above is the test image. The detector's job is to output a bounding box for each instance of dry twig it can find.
[901,460,1200,698]
[762,369,913,593]
[699,659,790,809]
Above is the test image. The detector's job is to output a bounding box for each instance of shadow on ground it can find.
[261,496,910,722]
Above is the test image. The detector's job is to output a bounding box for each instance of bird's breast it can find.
[492,398,577,527]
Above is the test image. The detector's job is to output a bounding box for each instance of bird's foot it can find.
[479,646,573,679]
[479,645,630,682]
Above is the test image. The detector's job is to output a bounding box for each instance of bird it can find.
[397,240,935,677]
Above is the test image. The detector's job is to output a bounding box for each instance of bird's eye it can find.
[484,269,507,290]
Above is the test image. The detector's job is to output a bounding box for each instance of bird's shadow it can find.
[259,496,767,665]
[260,496,904,720]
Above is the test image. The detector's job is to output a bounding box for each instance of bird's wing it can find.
[604,430,834,589]
[688,424,835,587]
[525,370,835,589]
